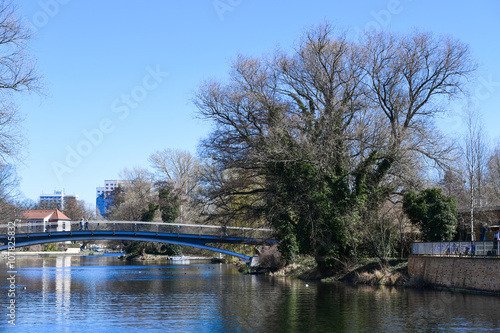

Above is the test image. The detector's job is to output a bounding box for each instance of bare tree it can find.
[0,1,40,163]
[0,164,20,223]
[194,23,475,261]
[361,30,474,170]
[460,106,490,240]
[149,148,201,223]
[439,168,468,209]
[487,143,500,204]
[197,160,266,227]
[0,2,40,218]
[108,167,156,221]
[0,164,18,199]
[63,199,95,221]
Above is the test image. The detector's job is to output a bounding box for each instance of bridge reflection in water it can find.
[0,221,276,260]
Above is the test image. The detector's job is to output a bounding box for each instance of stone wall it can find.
[408,255,500,293]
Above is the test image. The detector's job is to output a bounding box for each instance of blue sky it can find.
[14,0,500,206]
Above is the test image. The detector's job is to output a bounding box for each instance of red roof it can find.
[22,209,71,221]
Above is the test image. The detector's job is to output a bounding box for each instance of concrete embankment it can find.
[408,255,500,293]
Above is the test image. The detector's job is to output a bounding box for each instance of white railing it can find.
[412,241,500,257]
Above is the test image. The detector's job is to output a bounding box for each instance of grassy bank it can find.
[334,258,409,287]
[271,257,411,287]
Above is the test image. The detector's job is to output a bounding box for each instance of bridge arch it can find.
[0,233,252,260]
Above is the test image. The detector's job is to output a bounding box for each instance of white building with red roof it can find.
[22,209,71,232]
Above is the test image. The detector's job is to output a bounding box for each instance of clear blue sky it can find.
[15,0,500,206]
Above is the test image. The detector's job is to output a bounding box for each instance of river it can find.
[1,255,500,332]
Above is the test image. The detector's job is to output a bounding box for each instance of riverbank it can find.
[270,256,411,287]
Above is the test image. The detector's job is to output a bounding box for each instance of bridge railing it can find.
[412,241,500,257]
[0,220,274,241]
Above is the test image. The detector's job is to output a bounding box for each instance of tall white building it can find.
[96,180,124,218]
[39,190,79,210]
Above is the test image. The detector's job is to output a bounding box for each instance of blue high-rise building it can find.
[96,180,123,218]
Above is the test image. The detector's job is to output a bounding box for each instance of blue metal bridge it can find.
[0,220,276,260]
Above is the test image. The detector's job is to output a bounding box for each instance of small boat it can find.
[170,255,190,261]
[211,257,226,264]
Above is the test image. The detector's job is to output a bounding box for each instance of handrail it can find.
[0,220,273,232]
[412,241,500,257]
[0,220,274,242]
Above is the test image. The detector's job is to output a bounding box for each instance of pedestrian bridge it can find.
[0,220,276,260]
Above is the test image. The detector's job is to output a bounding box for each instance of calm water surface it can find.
[1,255,500,332]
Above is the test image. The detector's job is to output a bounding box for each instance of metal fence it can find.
[0,220,274,241]
[412,241,500,257]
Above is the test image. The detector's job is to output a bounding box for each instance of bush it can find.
[44,243,58,251]
[403,188,458,242]
[27,245,43,252]
[259,245,283,269]
[160,244,182,256]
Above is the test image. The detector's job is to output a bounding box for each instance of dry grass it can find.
[268,256,411,286]
[271,255,317,278]
[353,268,408,286]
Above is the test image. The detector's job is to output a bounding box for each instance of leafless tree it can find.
[0,164,20,222]
[194,23,476,260]
[63,199,95,221]
[197,160,266,227]
[0,164,18,199]
[108,167,156,221]
[0,1,40,163]
[487,143,500,205]
[439,168,468,209]
[460,106,490,240]
[149,148,201,223]
[0,2,40,219]
[361,30,474,171]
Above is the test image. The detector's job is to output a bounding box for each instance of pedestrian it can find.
[84,219,89,231]
[79,218,84,231]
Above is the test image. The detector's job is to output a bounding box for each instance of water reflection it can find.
[54,256,72,325]
[1,256,500,332]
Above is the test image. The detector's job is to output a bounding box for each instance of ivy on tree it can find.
[403,188,458,242]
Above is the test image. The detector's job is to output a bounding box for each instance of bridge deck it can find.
[0,220,276,260]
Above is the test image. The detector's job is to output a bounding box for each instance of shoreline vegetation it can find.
[263,256,414,287]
